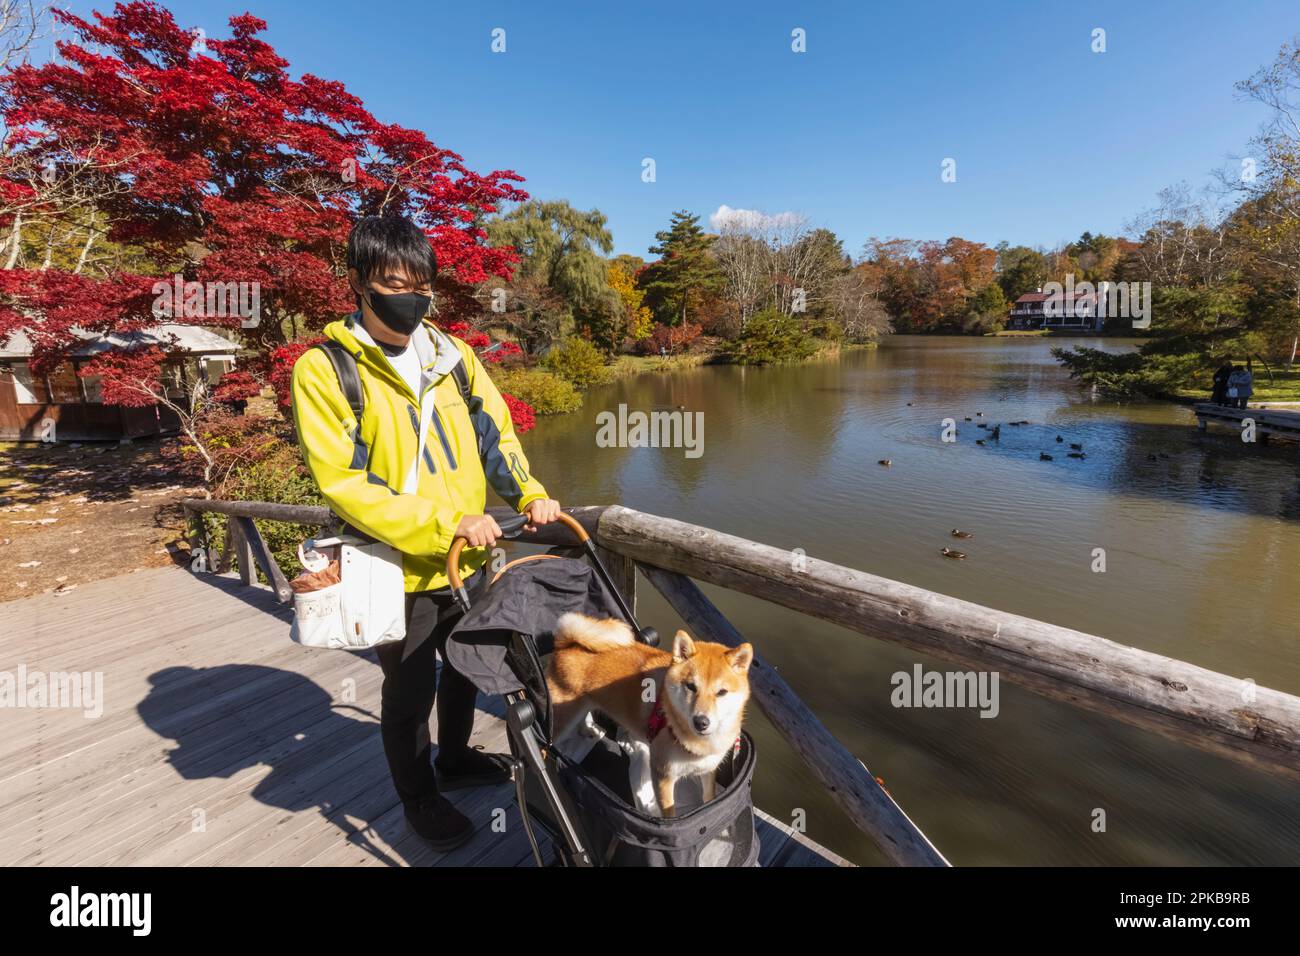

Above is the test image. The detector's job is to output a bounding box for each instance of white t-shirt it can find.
[351,321,423,400]
[383,340,423,401]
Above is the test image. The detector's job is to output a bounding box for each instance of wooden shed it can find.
[0,324,239,442]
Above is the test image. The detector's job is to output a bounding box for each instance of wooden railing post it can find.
[216,517,234,573]
[233,515,292,603]
[229,516,255,588]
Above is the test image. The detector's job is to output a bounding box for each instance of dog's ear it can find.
[671,630,696,662]
[727,643,753,672]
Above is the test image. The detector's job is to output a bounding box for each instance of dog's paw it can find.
[623,738,659,815]
[613,725,636,756]
[578,711,604,740]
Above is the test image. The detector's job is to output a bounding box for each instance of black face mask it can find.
[363,287,431,336]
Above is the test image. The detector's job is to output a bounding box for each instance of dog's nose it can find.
[693,714,711,733]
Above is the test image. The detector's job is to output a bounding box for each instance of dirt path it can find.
[0,440,204,601]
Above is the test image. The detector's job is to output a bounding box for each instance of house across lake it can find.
[0,324,239,442]
[1007,286,1107,332]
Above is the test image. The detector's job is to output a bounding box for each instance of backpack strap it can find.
[313,340,364,421]
[448,356,484,459]
[449,358,473,405]
[310,340,372,541]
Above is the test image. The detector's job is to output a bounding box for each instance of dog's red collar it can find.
[646,687,670,742]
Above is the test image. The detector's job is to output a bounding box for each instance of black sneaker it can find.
[434,747,513,792]
[404,794,473,852]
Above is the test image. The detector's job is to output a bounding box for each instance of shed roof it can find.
[0,324,240,360]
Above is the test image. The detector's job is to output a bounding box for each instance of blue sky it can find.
[63,0,1295,258]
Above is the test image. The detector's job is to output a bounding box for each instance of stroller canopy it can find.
[445,555,624,696]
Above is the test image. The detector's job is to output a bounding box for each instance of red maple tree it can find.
[0,1,528,400]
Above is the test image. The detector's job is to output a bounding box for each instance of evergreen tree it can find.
[639,211,725,326]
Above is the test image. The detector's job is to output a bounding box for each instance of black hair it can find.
[346,216,437,301]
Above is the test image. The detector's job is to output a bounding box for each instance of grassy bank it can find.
[1171,367,1300,404]
[611,352,716,377]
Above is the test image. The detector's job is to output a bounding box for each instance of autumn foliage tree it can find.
[860,236,999,332]
[607,256,653,345]
[0,1,527,397]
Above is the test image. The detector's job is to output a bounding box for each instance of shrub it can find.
[489,367,582,414]
[805,317,845,342]
[636,322,702,356]
[169,411,325,581]
[212,369,263,403]
[444,321,492,349]
[543,337,612,389]
[502,393,537,432]
[164,409,287,486]
[481,340,523,365]
[445,322,525,366]
[207,441,327,576]
[962,310,1005,334]
[730,310,818,365]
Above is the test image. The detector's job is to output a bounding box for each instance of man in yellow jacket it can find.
[291,216,561,851]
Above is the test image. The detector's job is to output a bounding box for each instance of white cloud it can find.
[709,204,804,233]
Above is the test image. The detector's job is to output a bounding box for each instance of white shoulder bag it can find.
[289,534,406,650]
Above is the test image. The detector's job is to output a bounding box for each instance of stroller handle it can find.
[446,510,655,646]
[447,511,590,593]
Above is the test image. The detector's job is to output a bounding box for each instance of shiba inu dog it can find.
[546,612,753,817]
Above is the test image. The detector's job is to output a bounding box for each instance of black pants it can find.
[375,571,486,809]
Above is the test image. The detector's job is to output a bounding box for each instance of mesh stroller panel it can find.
[552,730,759,867]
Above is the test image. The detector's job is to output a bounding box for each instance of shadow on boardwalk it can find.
[137,660,415,866]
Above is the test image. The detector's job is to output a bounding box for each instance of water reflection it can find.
[520,336,1300,865]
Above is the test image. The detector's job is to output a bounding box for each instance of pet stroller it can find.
[444,512,759,867]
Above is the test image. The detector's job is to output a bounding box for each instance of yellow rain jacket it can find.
[290,314,549,592]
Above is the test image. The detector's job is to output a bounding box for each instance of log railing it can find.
[181,499,1300,867]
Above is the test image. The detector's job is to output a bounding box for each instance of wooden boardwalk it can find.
[1194,402,1300,443]
[0,566,846,867]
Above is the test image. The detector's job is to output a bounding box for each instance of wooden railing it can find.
[181,499,1300,867]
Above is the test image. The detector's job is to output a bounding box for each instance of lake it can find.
[520,335,1300,865]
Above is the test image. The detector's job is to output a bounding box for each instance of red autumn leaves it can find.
[0,1,533,424]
